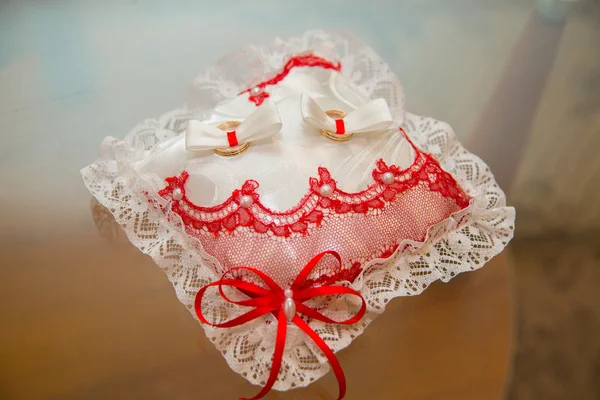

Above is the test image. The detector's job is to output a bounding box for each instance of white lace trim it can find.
[81,30,514,391]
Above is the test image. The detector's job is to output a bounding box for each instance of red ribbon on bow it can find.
[195,251,366,400]
[226,130,239,147]
[335,119,346,135]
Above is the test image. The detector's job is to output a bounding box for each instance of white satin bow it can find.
[300,94,393,135]
[185,99,282,151]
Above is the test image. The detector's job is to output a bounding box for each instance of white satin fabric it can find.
[300,94,393,134]
[133,68,415,211]
[185,99,282,151]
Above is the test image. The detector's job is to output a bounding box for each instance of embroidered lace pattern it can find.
[157,143,469,239]
[239,54,341,105]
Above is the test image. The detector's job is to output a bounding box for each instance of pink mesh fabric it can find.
[198,182,463,287]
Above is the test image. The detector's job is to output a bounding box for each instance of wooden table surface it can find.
[0,216,514,400]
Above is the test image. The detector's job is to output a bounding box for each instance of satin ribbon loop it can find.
[195,250,366,400]
[185,99,282,151]
[300,94,393,135]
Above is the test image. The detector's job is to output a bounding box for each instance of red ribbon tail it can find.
[293,316,347,400]
[241,310,288,400]
[196,252,360,400]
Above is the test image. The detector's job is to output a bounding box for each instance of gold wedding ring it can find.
[319,110,353,142]
[214,121,251,157]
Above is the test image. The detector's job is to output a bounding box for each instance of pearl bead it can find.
[284,289,293,299]
[382,172,395,185]
[250,86,263,96]
[283,297,296,322]
[172,188,183,200]
[240,195,254,208]
[319,184,333,197]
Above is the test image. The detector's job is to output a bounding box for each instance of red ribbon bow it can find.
[195,251,366,400]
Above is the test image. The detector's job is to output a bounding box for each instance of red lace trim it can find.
[299,243,400,289]
[157,137,469,238]
[239,54,342,106]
